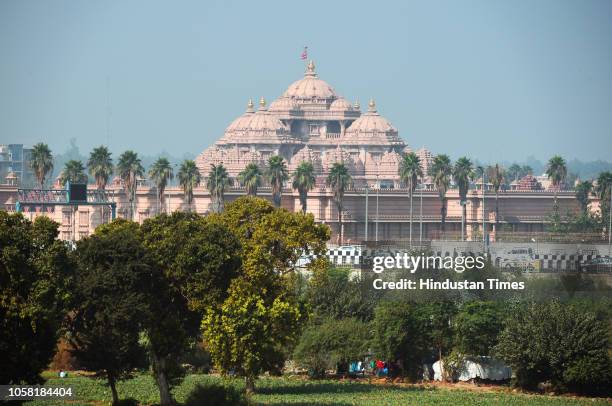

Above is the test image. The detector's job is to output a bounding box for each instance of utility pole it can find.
[364,184,369,242]
[482,169,486,247]
[375,186,379,242]
[419,181,423,245]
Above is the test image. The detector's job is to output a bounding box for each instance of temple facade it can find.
[0,61,602,243]
[196,60,417,189]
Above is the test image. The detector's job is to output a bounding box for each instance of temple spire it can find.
[305,60,317,77]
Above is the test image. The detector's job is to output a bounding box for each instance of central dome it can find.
[283,60,336,99]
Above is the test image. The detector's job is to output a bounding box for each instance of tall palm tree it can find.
[59,160,87,186]
[398,152,423,246]
[292,161,316,214]
[87,146,113,190]
[545,155,567,206]
[116,150,144,220]
[178,160,201,211]
[453,157,475,241]
[238,163,262,196]
[326,163,353,245]
[487,164,505,227]
[30,142,54,188]
[596,171,612,229]
[575,180,593,215]
[149,157,174,213]
[207,164,232,213]
[431,154,452,234]
[266,155,289,207]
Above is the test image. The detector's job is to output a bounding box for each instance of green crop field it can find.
[26,373,610,405]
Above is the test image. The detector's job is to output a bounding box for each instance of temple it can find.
[0,61,600,243]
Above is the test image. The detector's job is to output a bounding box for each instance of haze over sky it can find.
[1,0,611,162]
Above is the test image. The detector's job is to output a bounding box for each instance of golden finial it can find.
[305,59,317,77]
[368,98,376,112]
[246,98,254,112]
[353,98,361,110]
[259,96,266,109]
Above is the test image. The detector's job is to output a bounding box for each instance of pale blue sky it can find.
[1,0,611,162]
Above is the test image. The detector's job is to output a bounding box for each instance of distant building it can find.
[0,144,34,186]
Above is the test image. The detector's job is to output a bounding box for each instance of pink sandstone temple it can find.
[0,61,597,243]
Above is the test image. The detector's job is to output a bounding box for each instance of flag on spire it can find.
[300,46,308,60]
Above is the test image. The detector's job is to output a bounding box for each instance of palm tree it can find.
[545,155,567,206]
[266,155,289,207]
[87,146,113,190]
[431,154,452,234]
[575,180,593,215]
[149,157,174,213]
[238,163,262,196]
[178,160,201,211]
[487,164,505,227]
[292,161,316,214]
[207,164,232,213]
[398,152,423,246]
[116,150,144,220]
[596,171,612,230]
[30,142,54,188]
[326,163,353,245]
[59,160,87,186]
[453,157,475,241]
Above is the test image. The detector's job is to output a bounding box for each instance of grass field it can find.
[27,372,610,405]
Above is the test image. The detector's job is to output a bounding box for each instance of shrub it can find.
[184,382,249,406]
[494,300,611,396]
[293,318,370,377]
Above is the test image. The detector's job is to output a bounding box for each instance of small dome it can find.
[322,146,354,172]
[269,97,299,112]
[346,99,397,136]
[330,98,354,111]
[283,60,336,99]
[290,146,322,172]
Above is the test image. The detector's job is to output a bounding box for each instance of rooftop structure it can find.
[196,61,413,188]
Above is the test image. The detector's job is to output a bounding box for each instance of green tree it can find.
[178,159,201,210]
[0,212,73,384]
[453,157,474,241]
[495,301,611,395]
[399,152,423,246]
[487,164,505,226]
[292,161,316,214]
[418,302,457,380]
[574,180,593,215]
[30,142,54,188]
[507,164,521,182]
[306,266,377,322]
[546,155,568,206]
[59,160,87,186]
[453,301,505,356]
[596,171,612,231]
[87,146,113,190]
[203,197,329,394]
[207,164,232,213]
[69,220,149,405]
[293,318,370,377]
[116,150,144,220]
[370,301,428,379]
[148,157,174,213]
[326,163,353,245]
[431,154,452,233]
[238,163,262,196]
[266,155,289,207]
[141,212,241,405]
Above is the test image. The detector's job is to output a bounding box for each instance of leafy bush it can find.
[184,381,250,406]
[370,301,429,380]
[453,301,505,356]
[293,318,370,377]
[495,300,611,395]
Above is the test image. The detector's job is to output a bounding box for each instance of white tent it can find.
[433,356,511,381]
